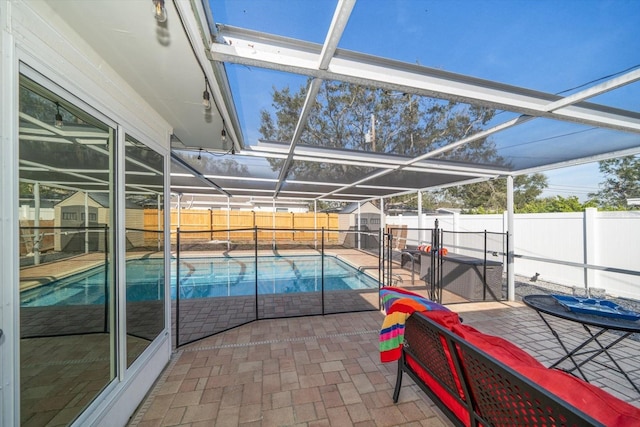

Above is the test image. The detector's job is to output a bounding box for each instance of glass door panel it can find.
[124,134,165,367]
[18,76,115,426]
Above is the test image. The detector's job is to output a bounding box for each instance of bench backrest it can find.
[404,312,604,427]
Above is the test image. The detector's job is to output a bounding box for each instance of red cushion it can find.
[451,324,640,426]
[521,366,640,426]
[406,354,470,427]
[405,311,470,424]
[451,323,544,368]
[421,309,463,331]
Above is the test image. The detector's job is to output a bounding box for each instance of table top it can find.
[523,294,640,332]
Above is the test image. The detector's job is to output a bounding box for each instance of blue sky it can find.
[212,0,640,201]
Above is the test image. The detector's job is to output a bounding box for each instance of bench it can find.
[393,310,640,427]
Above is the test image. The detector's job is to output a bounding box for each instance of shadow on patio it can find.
[128,294,640,426]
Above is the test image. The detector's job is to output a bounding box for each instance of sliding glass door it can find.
[18,75,116,426]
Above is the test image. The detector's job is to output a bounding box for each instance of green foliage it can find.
[589,156,640,209]
[518,195,597,213]
[444,174,548,212]
[19,182,72,204]
[258,80,582,213]
[259,80,501,183]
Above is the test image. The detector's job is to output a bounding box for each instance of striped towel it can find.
[379,287,449,362]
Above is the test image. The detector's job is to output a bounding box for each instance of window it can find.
[62,212,77,220]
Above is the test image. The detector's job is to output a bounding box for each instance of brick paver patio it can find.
[128,300,640,426]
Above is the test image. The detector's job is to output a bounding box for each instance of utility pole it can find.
[370,113,376,152]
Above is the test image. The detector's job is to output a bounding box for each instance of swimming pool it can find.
[20,255,380,306]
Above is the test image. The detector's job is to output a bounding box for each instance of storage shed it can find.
[337,201,381,231]
[54,192,145,252]
[337,201,381,249]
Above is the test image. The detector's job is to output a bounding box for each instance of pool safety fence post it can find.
[383,231,388,286]
[505,230,510,300]
[483,230,488,301]
[104,224,109,333]
[321,228,325,314]
[314,200,318,250]
[254,226,258,320]
[176,227,180,347]
[378,228,382,310]
[386,232,393,287]
[227,197,231,252]
[437,222,442,302]
[157,194,162,251]
[210,209,213,241]
[429,225,437,302]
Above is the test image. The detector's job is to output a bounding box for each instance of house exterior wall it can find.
[1,2,172,426]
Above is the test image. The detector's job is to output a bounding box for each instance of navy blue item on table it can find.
[551,294,640,321]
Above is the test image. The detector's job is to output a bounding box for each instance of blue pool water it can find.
[21,255,379,306]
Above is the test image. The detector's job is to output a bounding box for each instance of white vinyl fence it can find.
[385,208,640,300]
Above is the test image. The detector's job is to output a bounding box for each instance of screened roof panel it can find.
[19,123,110,171]
[124,142,164,177]
[319,193,376,202]
[362,169,475,190]
[588,81,640,112]
[285,159,379,184]
[340,1,640,94]
[223,189,277,198]
[36,2,640,207]
[338,186,414,198]
[199,177,276,192]
[172,194,311,209]
[280,182,346,194]
[169,177,210,191]
[224,64,311,145]
[20,170,109,191]
[172,149,277,180]
[278,193,341,200]
[474,118,640,171]
[299,84,499,158]
[211,0,336,44]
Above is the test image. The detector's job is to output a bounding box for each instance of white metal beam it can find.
[250,141,508,175]
[273,0,355,197]
[212,25,640,134]
[273,78,322,196]
[318,0,355,71]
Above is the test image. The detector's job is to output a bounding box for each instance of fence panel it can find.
[172,226,380,346]
[385,210,640,299]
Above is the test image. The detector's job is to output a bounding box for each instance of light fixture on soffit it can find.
[153,0,167,23]
[202,78,211,110]
[54,102,63,128]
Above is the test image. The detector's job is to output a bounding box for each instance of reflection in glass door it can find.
[18,76,115,426]
[124,134,165,367]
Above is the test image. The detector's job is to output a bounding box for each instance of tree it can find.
[443,174,548,212]
[259,80,502,186]
[589,156,640,208]
[519,195,597,213]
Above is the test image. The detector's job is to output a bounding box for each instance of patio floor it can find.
[19,249,640,425]
[128,296,640,427]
